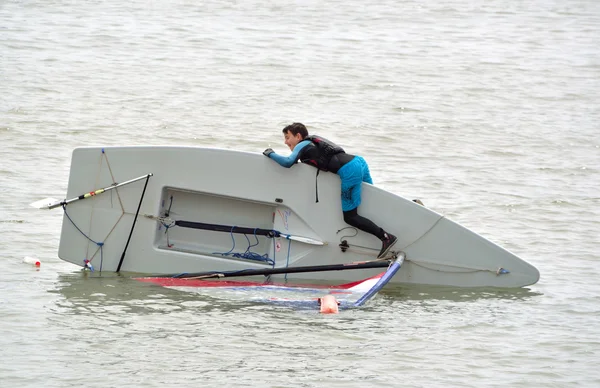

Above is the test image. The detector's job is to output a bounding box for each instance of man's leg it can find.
[342,207,385,239]
[342,207,398,258]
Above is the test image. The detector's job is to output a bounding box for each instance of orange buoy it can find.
[318,294,340,314]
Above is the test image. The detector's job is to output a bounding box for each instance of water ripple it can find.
[1,0,599,386]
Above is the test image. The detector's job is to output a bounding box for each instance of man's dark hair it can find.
[282,123,309,139]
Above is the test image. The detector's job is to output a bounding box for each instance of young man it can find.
[263,122,397,259]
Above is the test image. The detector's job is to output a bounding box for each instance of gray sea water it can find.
[1,0,599,386]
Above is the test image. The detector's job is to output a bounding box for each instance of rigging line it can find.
[101,149,125,210]
[330,242,393,262]
[341,242,379,252]
[87,213,125,262]
[63,204,102,246]
[86,151,105,260]
[116,174,151,273]
[336,216,447,254]
[398,215,446,252]
[141,213,176,229]
[126,213,176,227]
[87,149,128,263]
[336,245,499,273]
[63,204,105,273]
[88,149,117,259]
[88,202,163,255]
[407,259,500,274]
[338,245,380,256]
[337,216,500,273]
[61,196,126,269]
[336,242,499,273]
[142,213,169,221]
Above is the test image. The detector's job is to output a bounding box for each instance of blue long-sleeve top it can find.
[268,140,311,168]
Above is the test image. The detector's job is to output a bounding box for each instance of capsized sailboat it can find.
[33,146,539,288]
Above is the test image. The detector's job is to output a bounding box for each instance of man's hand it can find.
[263,148,274,157]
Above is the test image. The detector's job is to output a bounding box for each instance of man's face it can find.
[284,131,303,151]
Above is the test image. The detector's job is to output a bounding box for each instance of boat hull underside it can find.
[58,146,540,288]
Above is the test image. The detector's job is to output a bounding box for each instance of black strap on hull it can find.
[175,220,278,238]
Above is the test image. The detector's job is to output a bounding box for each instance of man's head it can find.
[282,123,308,151]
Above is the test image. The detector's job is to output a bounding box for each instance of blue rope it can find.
[284,239,292,281]
[62,204,104,272]
[213,227,274,266]
[245,229,260,251]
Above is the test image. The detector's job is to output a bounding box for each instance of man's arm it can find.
[265,140,310,168]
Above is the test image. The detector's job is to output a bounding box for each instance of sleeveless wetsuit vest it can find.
[298,135,354,173]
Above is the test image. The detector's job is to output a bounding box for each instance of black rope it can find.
[336,226,379,252]
[165,195,173,216]
[116,174,151,272]
[315,169,320,203]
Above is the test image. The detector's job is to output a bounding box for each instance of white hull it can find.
[57,146,539,288]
